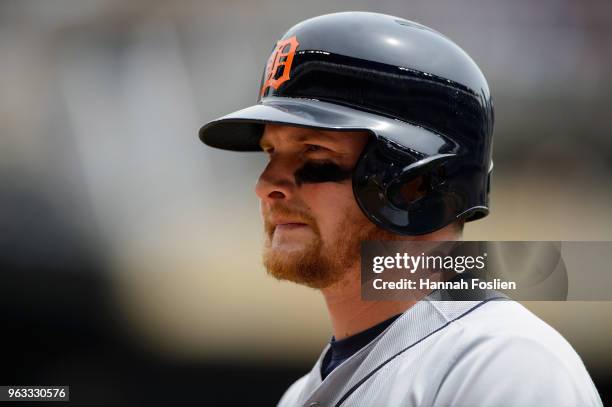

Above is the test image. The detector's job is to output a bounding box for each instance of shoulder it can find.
[452,300,587,367]
[453,300,573,345]
[431,300,603,406]
[276,374,310,407]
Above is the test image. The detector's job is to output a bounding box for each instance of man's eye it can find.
[305,144,325,153]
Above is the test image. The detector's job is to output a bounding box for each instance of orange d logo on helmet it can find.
[260,36,299,97]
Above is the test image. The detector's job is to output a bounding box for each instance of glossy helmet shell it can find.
[199,11,494,235]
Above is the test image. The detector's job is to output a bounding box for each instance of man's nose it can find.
[255,157,296,202]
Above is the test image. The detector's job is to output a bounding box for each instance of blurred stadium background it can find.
[1,0,611,405]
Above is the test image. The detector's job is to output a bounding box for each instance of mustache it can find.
[263,204,317,236]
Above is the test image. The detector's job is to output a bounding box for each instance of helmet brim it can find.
[199,97,451,155]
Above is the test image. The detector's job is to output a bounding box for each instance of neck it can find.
[321,267,416,340]
[321,223,463,340]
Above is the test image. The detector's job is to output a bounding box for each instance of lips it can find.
[272,219,306,227]
[264,207,313,237]
[275,222,307,230]
[268,217,308,231]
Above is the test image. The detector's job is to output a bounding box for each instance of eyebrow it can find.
[259,130,338,149]
[294,131,336,142]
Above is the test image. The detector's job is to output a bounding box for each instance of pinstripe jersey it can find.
[277,296,603,407]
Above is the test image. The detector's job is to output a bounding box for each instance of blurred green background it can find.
[1,0,611,405]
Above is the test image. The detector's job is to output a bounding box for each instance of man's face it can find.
[255,124,396,289]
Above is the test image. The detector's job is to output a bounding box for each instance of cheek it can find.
[301,182,365,239]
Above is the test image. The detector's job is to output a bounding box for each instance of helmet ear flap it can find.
[352,137,459,236]
[386,153,455,207]
[387,173,430,208]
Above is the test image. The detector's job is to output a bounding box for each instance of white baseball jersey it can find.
[278,296,603,407]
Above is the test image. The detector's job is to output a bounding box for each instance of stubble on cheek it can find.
[262,204,335,288]
[262,204,394,289]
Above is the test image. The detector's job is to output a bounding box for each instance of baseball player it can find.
[198,12,603,407]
